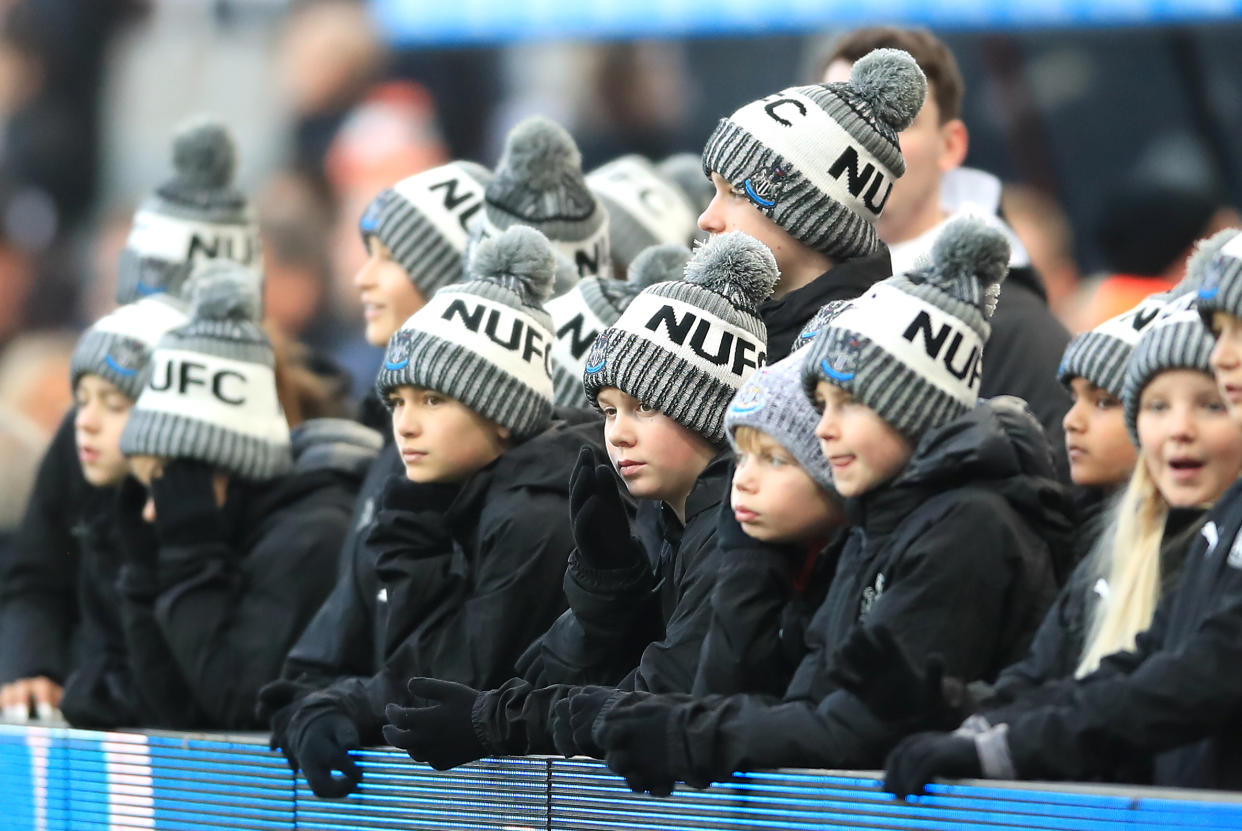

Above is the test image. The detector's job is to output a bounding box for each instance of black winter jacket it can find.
[110,419,376,729]
[998,477,1242,789]
[473,452,733,755]
[287,420,601,745]
[644,398,1068,779]
[760,249,893,362]
[987,506,1204,708]
[0,409,87,684]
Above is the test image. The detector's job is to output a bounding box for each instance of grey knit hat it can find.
[727,352,834,494]
[121,261,291,480]
[117,118,261,305]
[1123,245,1228,442]
[71,295,190,401]
[701,48,925,262]
[476,117,611,290]
[375,225,557,440]
[359,160,493,298]
[1057,277,1198,398]
[1195,228,1242,328]
[583,231,779,445]
[546,243,690,407]
[587,155,698,269]
[802,216,1010,441]
[792,301,852,354]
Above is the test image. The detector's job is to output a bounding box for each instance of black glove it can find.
[382,677,487,771]
[596,698,687,796]
[150,459,225,547]
[367,476,459,565]
[828,624,966,730]
[884,731,982,800]
[569,446,644,572]
[286,708,363,798]
[550,685,619,758]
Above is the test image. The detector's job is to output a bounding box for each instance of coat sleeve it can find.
[1001,573,1242,781]
[0,411,81,683]
[141,496,349,729]
[988,558,1096,705]
[319,488,575,741]
[692,546,795,697]
[677,499,1024,775]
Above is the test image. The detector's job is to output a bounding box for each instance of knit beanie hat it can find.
[1123,239,1232,442]
[726,352,834,493]
[1195,228,1242,328]
[476,117,611,289]
[358,160,493,298]
[701,48,926,262]
[546,243,690,407]
[117,118,261,305]
[1058,279,1198,398]
[70,296,190,401]
[120,261,291,481]
[583,231,779,445]
[802,216,1010,441]
[375,225,557,440]
[587,155,698,269]
[791,300,851,354]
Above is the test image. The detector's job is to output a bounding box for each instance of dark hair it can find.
[821,26,963,124]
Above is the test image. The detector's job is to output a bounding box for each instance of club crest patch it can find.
[105,337,147,377]
[729,378,766,415]
[820,336,861,383]
[359,191,389,235]
[384,329,415,371]
[742,163,789,210]
[584,329,614,375]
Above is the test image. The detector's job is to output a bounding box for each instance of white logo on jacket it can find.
[860,572,886,619]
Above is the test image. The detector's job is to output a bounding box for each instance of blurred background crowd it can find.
[0,0,1239,552]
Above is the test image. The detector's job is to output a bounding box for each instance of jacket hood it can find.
[890,396,1074,550]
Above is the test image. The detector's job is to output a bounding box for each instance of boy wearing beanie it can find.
[109,263,365,731]
[546,242,690,407]
[592,218,1064,794]
[378,231,778,771]
[0,118,259,714]
[272,227,601,798]
[474,117,612,293]
[879,228,1242,795]
[257,160,492,759]
[354,161,492,349]
[698,48,925,359]
[41,297,188,726]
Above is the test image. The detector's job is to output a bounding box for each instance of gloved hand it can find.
[382,678,487,771]
[549,686,619,758]
[284,708,363,798]
[150,459,225,546]
[367,476,459,564]
[596,698,688,796]
[827,624,967,730]
[569,446,645,572]
[884,731,982,799]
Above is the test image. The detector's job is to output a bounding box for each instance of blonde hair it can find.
[1075,454,1168,677]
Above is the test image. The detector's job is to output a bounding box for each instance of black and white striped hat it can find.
[117,118,262,305]
[587,155,699,269]
[358,161,493,298]
[701,48,925,262]
[120,261,291,481]
[375,225,558,440]
[1196,228,1242,329]
[801,216,1010,441]
[582,231,779,445]
[70,296,189,401]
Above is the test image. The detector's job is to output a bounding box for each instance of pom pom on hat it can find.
[170,117,238,191]
[682,231,780,310]
[848,48,928,133]
[497,117,583,192]
[189,261,262,322]
[625,243,691,294]
[469,225,557,305]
